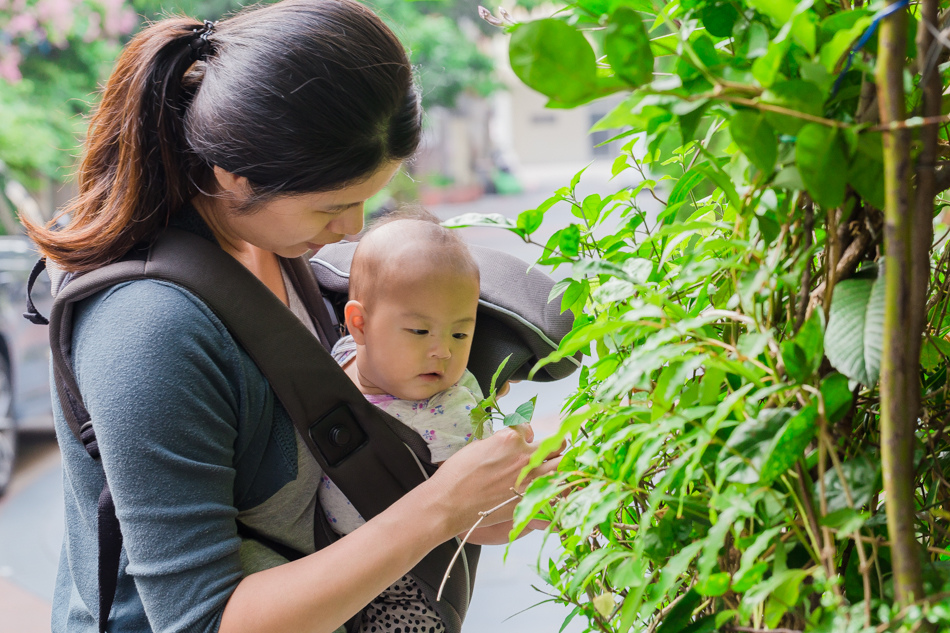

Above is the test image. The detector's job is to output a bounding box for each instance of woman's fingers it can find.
[510,423,534,443]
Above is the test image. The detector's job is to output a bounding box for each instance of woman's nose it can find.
[335,204,364,236]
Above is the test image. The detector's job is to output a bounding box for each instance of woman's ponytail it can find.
[24,18,213,272]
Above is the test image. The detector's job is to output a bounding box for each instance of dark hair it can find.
[26,0,421,272]
[350,207,480,308]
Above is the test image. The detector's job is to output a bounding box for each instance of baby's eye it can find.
[408,329,429,335]
[453,333,469,340]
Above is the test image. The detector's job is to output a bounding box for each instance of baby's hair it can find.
[350,207,480,308]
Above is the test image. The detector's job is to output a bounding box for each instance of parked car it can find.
[0,235,54,496]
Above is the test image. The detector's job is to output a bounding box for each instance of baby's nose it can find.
[429,339,451,359]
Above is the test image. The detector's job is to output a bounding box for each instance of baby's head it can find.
[344,210,480,401]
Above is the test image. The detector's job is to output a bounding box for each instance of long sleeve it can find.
[58,279,253,633]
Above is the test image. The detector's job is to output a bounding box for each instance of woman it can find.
[25,1,558,631]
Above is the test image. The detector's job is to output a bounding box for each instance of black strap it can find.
[24,258,49,325]
[235,521,306,563]
[97,482,122,633]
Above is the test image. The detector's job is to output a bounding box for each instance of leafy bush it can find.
[452,0,950,630]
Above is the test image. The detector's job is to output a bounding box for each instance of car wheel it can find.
[0,359,15,497]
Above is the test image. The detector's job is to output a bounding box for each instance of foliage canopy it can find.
[452,0,950,630]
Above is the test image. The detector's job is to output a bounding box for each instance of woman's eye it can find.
[408,329,428,335]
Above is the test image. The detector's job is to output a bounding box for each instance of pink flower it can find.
[6,13,38,35]
[83,12,101,42]
[0,49,23,83]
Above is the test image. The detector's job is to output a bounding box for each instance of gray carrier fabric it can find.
[312,241,582,396]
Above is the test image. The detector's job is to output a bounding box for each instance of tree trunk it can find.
[877,0,926,607]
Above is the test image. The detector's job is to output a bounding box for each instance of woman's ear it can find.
[344,300,368,344]
[212,165,251,199]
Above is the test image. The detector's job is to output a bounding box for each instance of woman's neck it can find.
[192,194,289,306]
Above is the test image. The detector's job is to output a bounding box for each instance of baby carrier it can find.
[25,225,581,633]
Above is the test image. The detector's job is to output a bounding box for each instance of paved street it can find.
[0,159,638,633]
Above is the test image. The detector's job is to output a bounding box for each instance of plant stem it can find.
[876,0,926,607]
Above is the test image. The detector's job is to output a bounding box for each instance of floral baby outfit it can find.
[320,335,488,633]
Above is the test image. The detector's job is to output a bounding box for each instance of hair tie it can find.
[190,20,216,61]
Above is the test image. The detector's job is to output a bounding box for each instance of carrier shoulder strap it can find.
[45,228,478,633]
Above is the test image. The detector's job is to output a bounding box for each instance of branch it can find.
[877,0,927,607]
[436,494,520,601]
[809,227,875,303]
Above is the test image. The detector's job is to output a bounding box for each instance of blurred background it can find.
[0,0,638,631]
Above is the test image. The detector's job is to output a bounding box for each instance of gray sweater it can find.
[51,271,322,632]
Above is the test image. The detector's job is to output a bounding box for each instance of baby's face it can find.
[357,271,479,401]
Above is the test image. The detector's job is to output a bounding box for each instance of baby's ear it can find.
[344,300,368,344]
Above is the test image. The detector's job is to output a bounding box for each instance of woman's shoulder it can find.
[69,279,255,410]
[72,277,231,341]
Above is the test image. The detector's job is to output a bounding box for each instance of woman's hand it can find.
[462,517,551,545]
[422,423,562,539]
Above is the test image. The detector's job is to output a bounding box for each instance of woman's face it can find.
[207,161,402,258]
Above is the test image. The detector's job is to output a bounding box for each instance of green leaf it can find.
[679,101,710,142]
[697,572,731,597]
[796,124,847,208]
[759,405,817,484]
[748,0,796,25]
[470,405,491,440]
[442,212,520,233]
[503,396,537,427]
[795,309,825,374]
[605,7,655,87]
[668,164,708,209]
[819,454,880,513]
[511,474,566,535]
[780,340,810,383]
[724,408,794,484]
[680,615,717,633]
[825,266,885,385]
[790,11,818,56]
[820,373,852,423]
[490,354,512,396]
[760,80,824,135]
[730,111,778,174]
[510,20,598,103]
[763,569,807,627]
[847,132,885,209]
[517,209,544,235]
[820,507,868,536]
[695,161,742,210]
[559,225,582,256]
[921,336,950,371]
[752,40,790,87]
[655,589,703,633]
[700,3,740,38]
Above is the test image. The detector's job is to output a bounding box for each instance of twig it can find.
[436,494,521,601]
[809,228,875,302]
[794,203,814,333]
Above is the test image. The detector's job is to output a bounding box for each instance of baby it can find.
[321,212,490,633]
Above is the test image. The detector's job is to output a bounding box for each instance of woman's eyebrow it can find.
[323,201,360,212]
